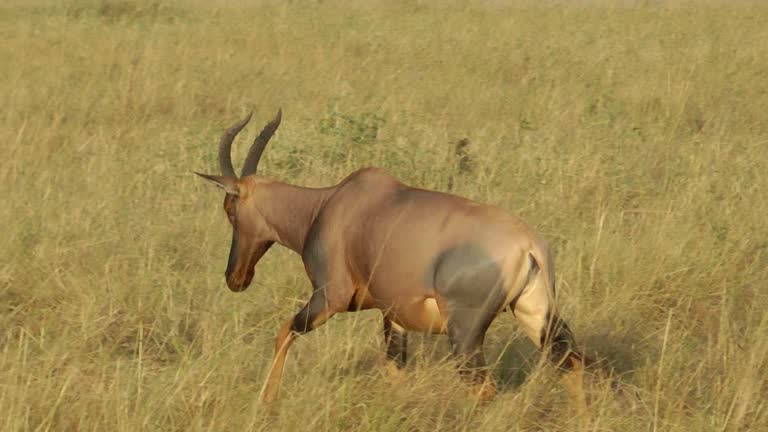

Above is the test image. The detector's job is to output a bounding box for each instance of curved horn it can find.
[240,108,282,177]
[218,111,253,178]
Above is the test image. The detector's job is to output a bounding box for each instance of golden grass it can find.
[1,0,767,430]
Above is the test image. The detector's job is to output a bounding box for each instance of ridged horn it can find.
[240,108,282,177]
[218,111,253,178]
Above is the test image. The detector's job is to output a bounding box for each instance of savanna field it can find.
[1,0,767,430]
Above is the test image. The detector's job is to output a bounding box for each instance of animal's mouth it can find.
[226,270,253,292]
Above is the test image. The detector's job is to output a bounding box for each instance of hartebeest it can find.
[195,109,586,405]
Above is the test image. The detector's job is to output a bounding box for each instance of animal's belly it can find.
[390,297,448,334]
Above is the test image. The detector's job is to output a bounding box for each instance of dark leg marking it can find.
[295,216,341,335]
[290,291,329,334]
[383,317,408,369]
[541,314,588,415]
[446,318,491,383]
[301,218,330,295]
[540,312,582,370]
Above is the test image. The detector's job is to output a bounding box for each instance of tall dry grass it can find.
[1,0,766,430]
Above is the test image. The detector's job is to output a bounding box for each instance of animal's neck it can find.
[258,181,335,254]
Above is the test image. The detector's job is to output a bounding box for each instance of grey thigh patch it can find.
[431,244,508,340]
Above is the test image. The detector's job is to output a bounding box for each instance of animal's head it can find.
[195,109,282,292]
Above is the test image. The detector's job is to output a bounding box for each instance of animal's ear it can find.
[194,172,240,196]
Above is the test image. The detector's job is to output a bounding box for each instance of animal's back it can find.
[323,168,552,331]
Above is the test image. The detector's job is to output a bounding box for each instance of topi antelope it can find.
[195,109,586,405]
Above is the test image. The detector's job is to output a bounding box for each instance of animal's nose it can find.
[225,275,249,292]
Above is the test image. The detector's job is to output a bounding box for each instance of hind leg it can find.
[432,244,514,400]
[542,315,587,416]
[513,277,586,412]
[445,310,498,401]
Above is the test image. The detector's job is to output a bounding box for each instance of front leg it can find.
[258,292,339,405]
[383,317,408,376]
[259,230,356,404]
